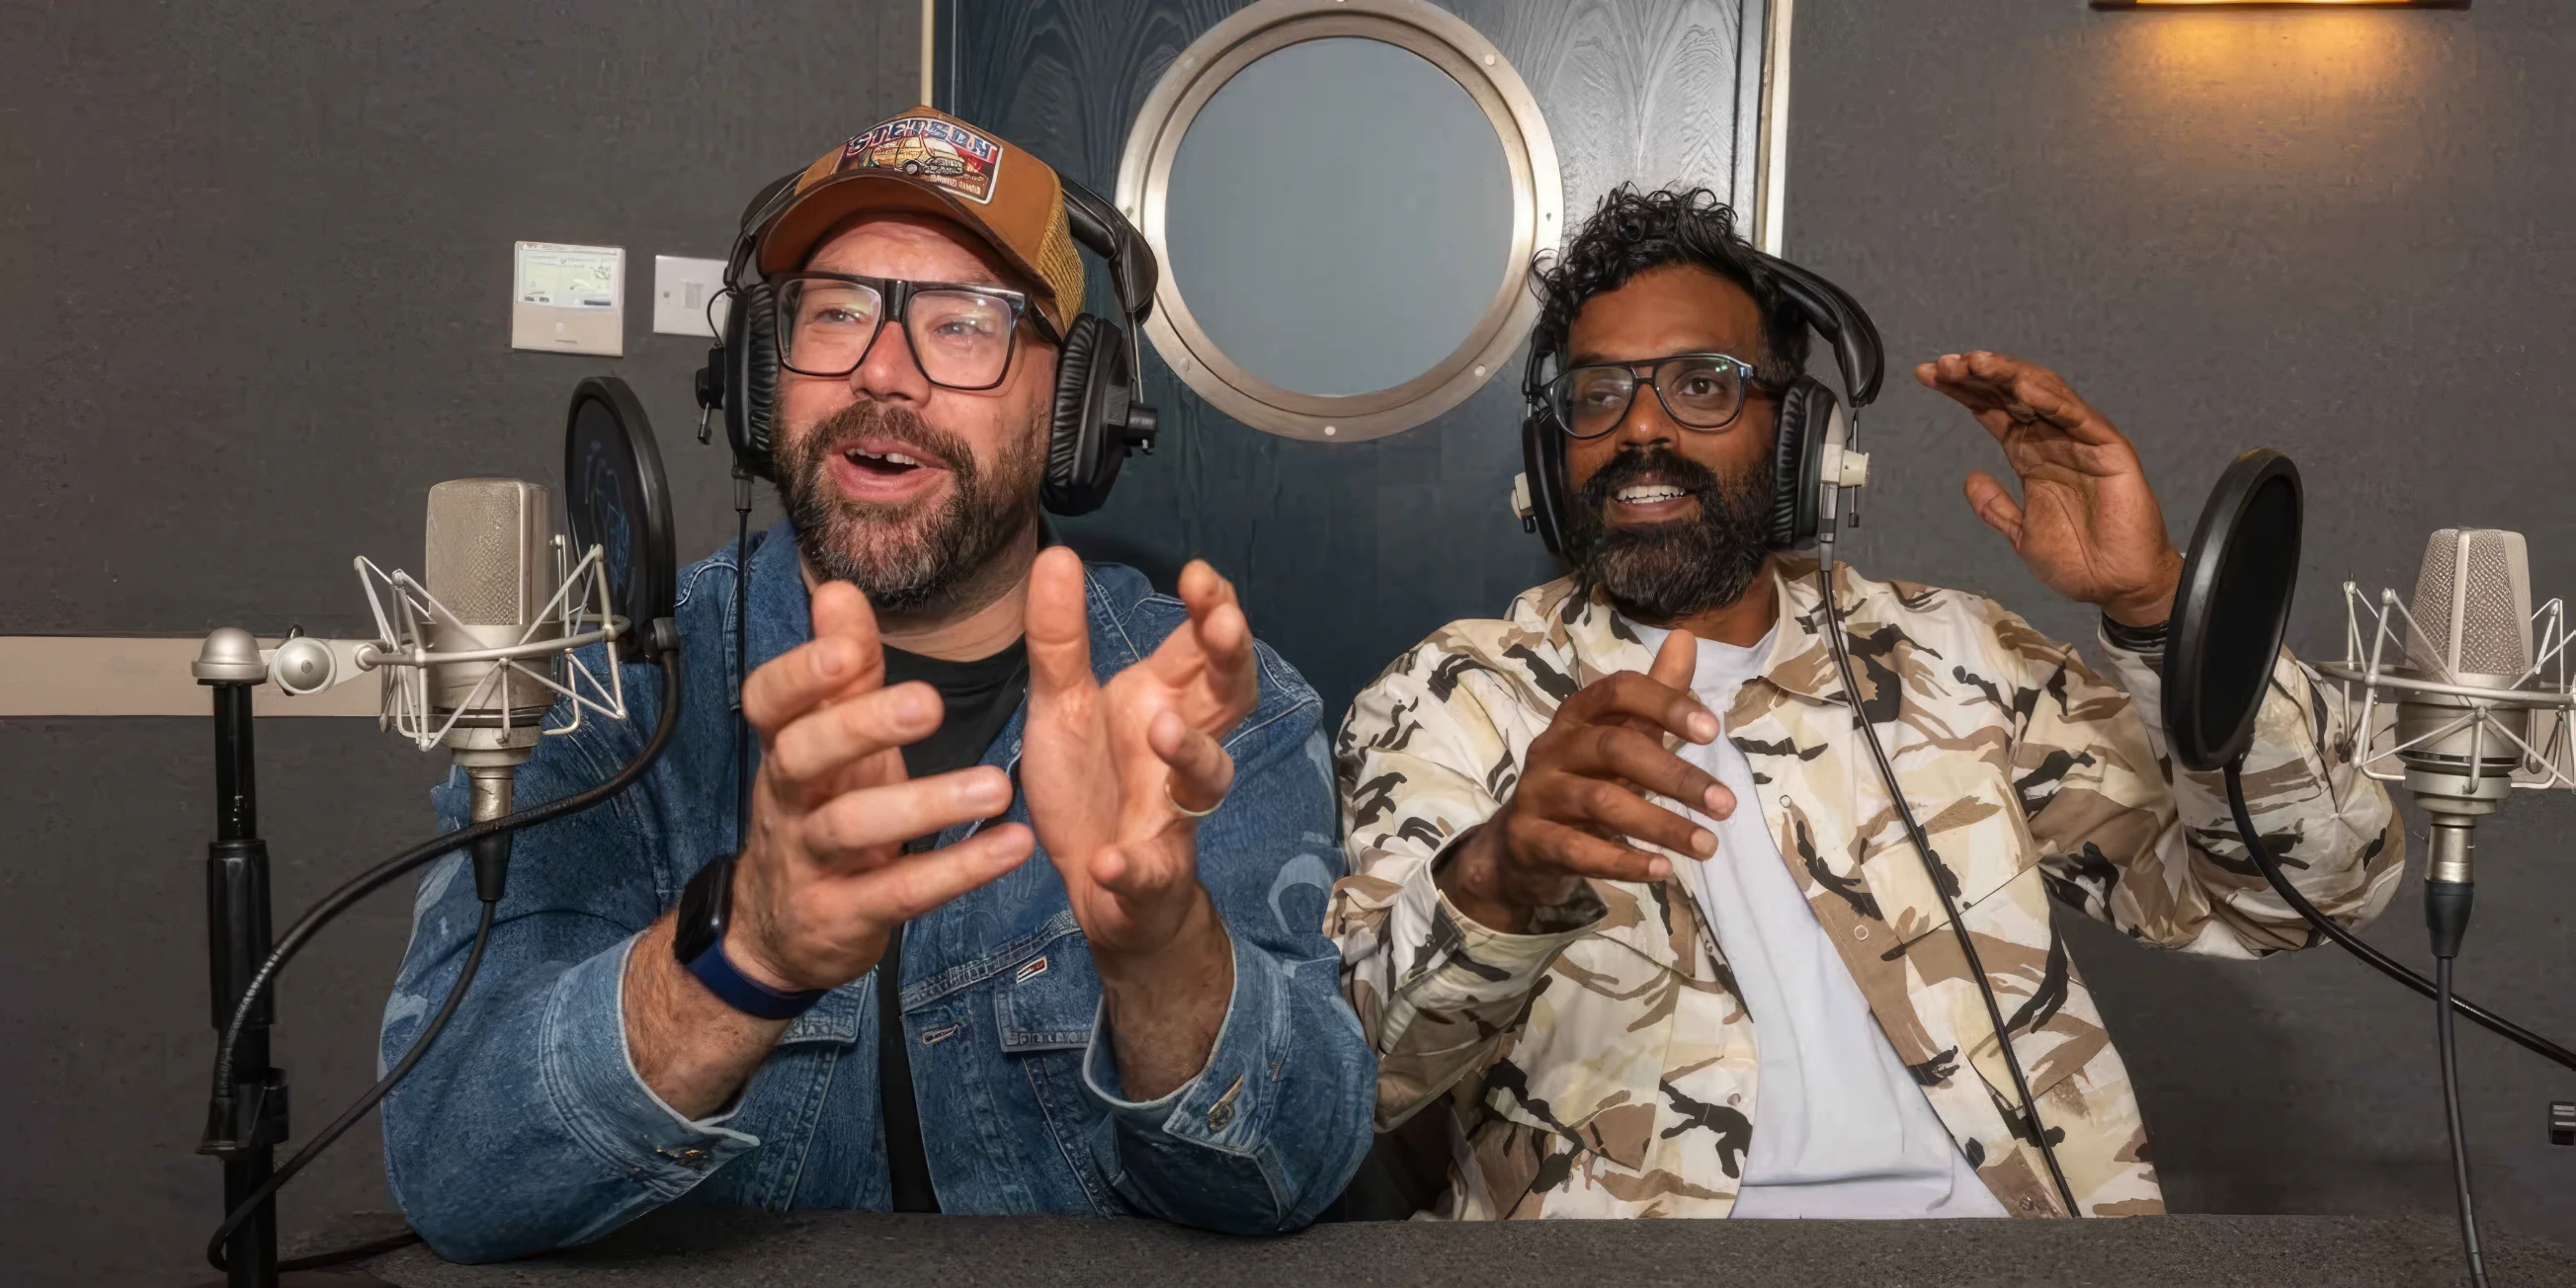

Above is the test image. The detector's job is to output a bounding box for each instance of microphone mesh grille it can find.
[2459,531,2531,675]
[426,480,537,626]
[2407,527,2533,677]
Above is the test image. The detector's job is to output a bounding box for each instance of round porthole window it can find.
[1116,0,1561,443]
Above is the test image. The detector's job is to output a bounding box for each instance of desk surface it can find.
[370,1209,2576,1287]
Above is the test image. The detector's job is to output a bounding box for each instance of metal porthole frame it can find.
[1114,0,1562,443]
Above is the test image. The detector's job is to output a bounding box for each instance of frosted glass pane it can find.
[1164,38,1513,398]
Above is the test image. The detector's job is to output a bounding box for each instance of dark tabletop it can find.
[366,1208,2576,1287]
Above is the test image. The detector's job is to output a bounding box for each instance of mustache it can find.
[1579,446,1720,514]
[808,399,974,477]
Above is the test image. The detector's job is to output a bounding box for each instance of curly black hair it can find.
[1528,186,1809,394]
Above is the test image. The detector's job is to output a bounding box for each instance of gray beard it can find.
[774,401,1041,613]
[1566,447,1774,626]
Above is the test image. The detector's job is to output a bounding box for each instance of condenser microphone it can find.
[2392,528,2536,896]
[423,478,564,826]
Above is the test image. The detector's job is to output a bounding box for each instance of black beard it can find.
[774,400,1040,613]
[1565,445,1773,625]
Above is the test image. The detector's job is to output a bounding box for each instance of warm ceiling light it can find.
[2092,1,2466,7]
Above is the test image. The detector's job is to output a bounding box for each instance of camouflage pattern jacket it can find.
[1328,556,2403,1219]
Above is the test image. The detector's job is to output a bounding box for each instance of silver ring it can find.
[1166,779,1224,819]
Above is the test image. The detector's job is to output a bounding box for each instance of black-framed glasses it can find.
[1544,352,1765,439]
[773,273,1043,390]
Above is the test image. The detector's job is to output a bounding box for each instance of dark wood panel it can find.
[953,0,1752,716]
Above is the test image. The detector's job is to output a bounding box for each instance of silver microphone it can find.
[2393,528,2536,885]
[422,479,564,825]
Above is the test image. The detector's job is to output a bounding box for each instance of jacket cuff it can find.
[539,932,762,1196]
[1390,833,1601,1012]
[2096,621,2169,707]
[1079,929,1283,1149]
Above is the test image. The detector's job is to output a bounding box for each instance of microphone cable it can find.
[2220,764,2576,1074]
[207,900,491,1272]
[202,644,683,1273]
[2436,954,2491,1288]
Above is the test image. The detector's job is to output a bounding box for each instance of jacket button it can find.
[1207,1101,1235,1130]
[1852,925,1870,940]
[2020,1197,2036,1211]
[1727,1093,1742,1106]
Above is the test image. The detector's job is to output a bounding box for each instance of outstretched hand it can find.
[1918,351,2183,627]
[1017,548,1257,961]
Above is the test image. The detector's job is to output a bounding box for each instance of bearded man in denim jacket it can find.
[378,109,1372,1260]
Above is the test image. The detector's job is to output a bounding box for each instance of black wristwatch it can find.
[674,855,827,1020]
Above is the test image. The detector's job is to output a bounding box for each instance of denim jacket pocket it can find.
[994,926,1100,1052]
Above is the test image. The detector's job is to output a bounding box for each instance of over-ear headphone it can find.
[693,171,1161,518]
[1512,252,1884,559]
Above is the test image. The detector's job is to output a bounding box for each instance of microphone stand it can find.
[193,628,289,1288]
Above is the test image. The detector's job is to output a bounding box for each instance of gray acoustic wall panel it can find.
[0,3,918,1282]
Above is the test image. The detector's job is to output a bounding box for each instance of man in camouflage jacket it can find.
[1328,188,2403,1220]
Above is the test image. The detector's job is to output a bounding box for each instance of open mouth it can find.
[845,445,931,477]
[825,435,955,502]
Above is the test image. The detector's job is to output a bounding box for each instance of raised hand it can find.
[727,580,1036,992]
[1439,629,1735,935]
[1016,548,1254,1097]
[1018,548,1256,963]
[1917,351,2184,626]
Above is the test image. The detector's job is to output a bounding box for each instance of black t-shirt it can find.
[881,641,1030,779]
[872,639,1029,1214]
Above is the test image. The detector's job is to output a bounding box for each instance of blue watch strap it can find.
[685,937,828,1020]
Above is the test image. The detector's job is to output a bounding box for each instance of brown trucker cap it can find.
[753,106,1085,339]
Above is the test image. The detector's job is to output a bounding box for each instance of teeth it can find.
[1617,486,1687,504]
[849,448,924,466]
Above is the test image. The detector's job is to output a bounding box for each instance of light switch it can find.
[653,256,732,338]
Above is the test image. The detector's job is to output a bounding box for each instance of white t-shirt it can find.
[1629,619,2005,1220]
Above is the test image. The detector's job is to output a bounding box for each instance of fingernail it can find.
[1692,829,1716,857]
[1646,857,1671,880]
[1705,786,1731,815]
[1688,712,1718,743]
[898,687,933,721]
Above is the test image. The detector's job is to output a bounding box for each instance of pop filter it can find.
[564,375,677,658]
[2163,448,2303,772]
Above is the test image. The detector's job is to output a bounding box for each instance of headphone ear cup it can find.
[1521,408,1567,560]
[728,282,780,481]
[1042,313,1122,517]
[1767,378,1836,550]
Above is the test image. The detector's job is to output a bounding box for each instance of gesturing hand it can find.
[1017,548,1257,962]
[728,580,1036,992]
[1440,630,1736,935]
[1917,351,2183,627]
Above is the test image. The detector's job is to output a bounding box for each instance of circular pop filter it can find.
[2164,448,2303,772]
[564,375,677,658]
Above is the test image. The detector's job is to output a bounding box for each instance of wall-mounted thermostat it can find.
[511,241,625,357]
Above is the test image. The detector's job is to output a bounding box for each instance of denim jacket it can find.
[379,523,1374,1261]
